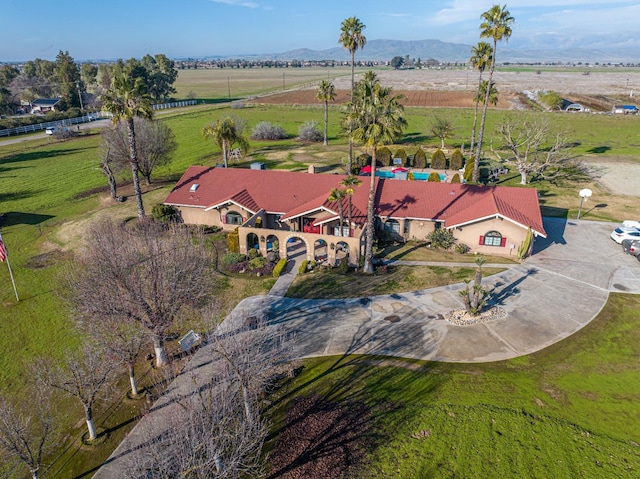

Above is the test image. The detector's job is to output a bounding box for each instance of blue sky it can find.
[1,0,638,61]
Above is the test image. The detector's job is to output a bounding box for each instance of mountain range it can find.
[216,39,640,64]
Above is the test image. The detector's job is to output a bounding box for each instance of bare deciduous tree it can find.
[64,220,215,368]
[35,344,114,441]
[100,117,176,187]
[121,314,295,479]
[491,119,572,185]
[0,388,55,479]
[77,314,146,397]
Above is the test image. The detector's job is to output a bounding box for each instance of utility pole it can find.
[76,81,84,112]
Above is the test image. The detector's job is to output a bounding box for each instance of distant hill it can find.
[212,39,640,64]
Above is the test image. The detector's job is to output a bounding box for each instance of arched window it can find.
[480,230,506,247]
[225,211,243,225]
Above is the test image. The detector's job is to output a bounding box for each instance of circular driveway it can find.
[235,217,640,363]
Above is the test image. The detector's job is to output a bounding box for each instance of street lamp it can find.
[577,188,592,219]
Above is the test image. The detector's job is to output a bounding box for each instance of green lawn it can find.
[267,293,640,478]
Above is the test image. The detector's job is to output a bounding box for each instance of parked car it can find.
[621,239,640,260]
[622,220,640,229]
[611,226,640,244]
[45,127,55,135]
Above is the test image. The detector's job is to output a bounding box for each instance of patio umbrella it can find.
[359,165,372,175]
[392,167,408,173]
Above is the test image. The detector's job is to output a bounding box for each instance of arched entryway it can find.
[266,234,279,252]
[285,235,309,260]
[314,239,328,264]
[246,232,259,251]
[335,241,349,263]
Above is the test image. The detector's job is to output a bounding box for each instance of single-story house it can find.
[31,98,61,113]
[164,166,547,265]
[612,104,638,114]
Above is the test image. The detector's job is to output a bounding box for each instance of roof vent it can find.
[189,183,199,192]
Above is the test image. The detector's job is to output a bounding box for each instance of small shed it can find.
[31,98,61,113]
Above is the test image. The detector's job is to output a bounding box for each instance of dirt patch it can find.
[268,395,374,479]
[23,249,72,269]
[580,157,640,196]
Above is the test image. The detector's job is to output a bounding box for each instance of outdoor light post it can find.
[577,188,592,219]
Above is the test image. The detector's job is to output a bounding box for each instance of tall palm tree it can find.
[101,71,153,220]
[316,80,336,146]
[469,41,493,155]
[477,79,499,108]
[340,174,362,237]
[474,4,514,183]
[202,116,249,168]
[345,72,407,274]
[328,187,347,236]
[339,16,367,173]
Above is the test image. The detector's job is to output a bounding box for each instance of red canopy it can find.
[392,167,408,173]
[359,165,372,175]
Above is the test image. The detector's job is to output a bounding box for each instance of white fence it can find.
[0,100,199,138]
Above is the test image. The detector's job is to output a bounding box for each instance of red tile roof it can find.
[165,167,546,237]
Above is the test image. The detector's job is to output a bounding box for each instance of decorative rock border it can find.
[443,307,507,326]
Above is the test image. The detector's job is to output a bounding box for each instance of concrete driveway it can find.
[234,217,640,363]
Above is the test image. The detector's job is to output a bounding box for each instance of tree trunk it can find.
[338,202,344,236]
[241,383,253,424]
[85,404,97,441]
[222,139,229,168]
[348,51,355,174]
[323,100,329,145]
[126,118,145,219]
[128,362,138,396]
[152,334,168,368]
[474,40,497,183]
[520,170,528,185]
[470,72,483,155]
[363,149,377,274]
[30,469,39,479]
[347,195,353,238]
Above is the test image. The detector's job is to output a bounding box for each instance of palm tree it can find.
[340,175,362,237]
[477,80,499,107]
[202,117,249,168]
[469,41,493,155]
[345,72,407,274]
[316,80,336,146]
[101,71,154,220]
[328,187,346,236]
[474,4,514,183]
[339,16,367,173]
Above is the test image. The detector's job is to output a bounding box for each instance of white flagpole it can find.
[0,233,19,302]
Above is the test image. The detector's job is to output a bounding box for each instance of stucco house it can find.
[164,166,547,265]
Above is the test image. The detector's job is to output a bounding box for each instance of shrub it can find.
[413,148,427,168]
[454,242,470,254]
[338,257,349,273]
[377,146,392,166]
[251,121,288,140]
[394,148,407,166]
[451,173,461,183]
[427,228,456,249]
[298,121,323,142]
[298,260,309,274]
[151,204,180,223]
[356,153,371,169]
[450,149,464,170]
[431,149,446,169]
[247,248,260,259]
[463,158,475,183]
[223,253,246,265]
[272,258,288,278]
[407,171,415,181]
[427,172,441,182]
[248,256,268,270]
[227,228,240,253]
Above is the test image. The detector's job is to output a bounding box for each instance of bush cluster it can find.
[227,228,240,253]
[413,148,427,168]
[427,228,456,249]
[377,147,392,166]
[251,121,288,140]
[431,149,446,169]
[427,172,441,182]
[454,242,470,254]
[152,204,180,223]
[298,121,323,142]
[272,258,288,277]
[450,149,464,170]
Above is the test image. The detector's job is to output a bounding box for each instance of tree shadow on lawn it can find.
[0,211,55,227]
[1,146,95,165]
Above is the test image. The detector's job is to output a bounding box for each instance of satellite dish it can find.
[579,188,592,198]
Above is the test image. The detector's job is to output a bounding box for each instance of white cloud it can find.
[210,0,260,8]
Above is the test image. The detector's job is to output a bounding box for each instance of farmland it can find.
[1,66,640,477]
